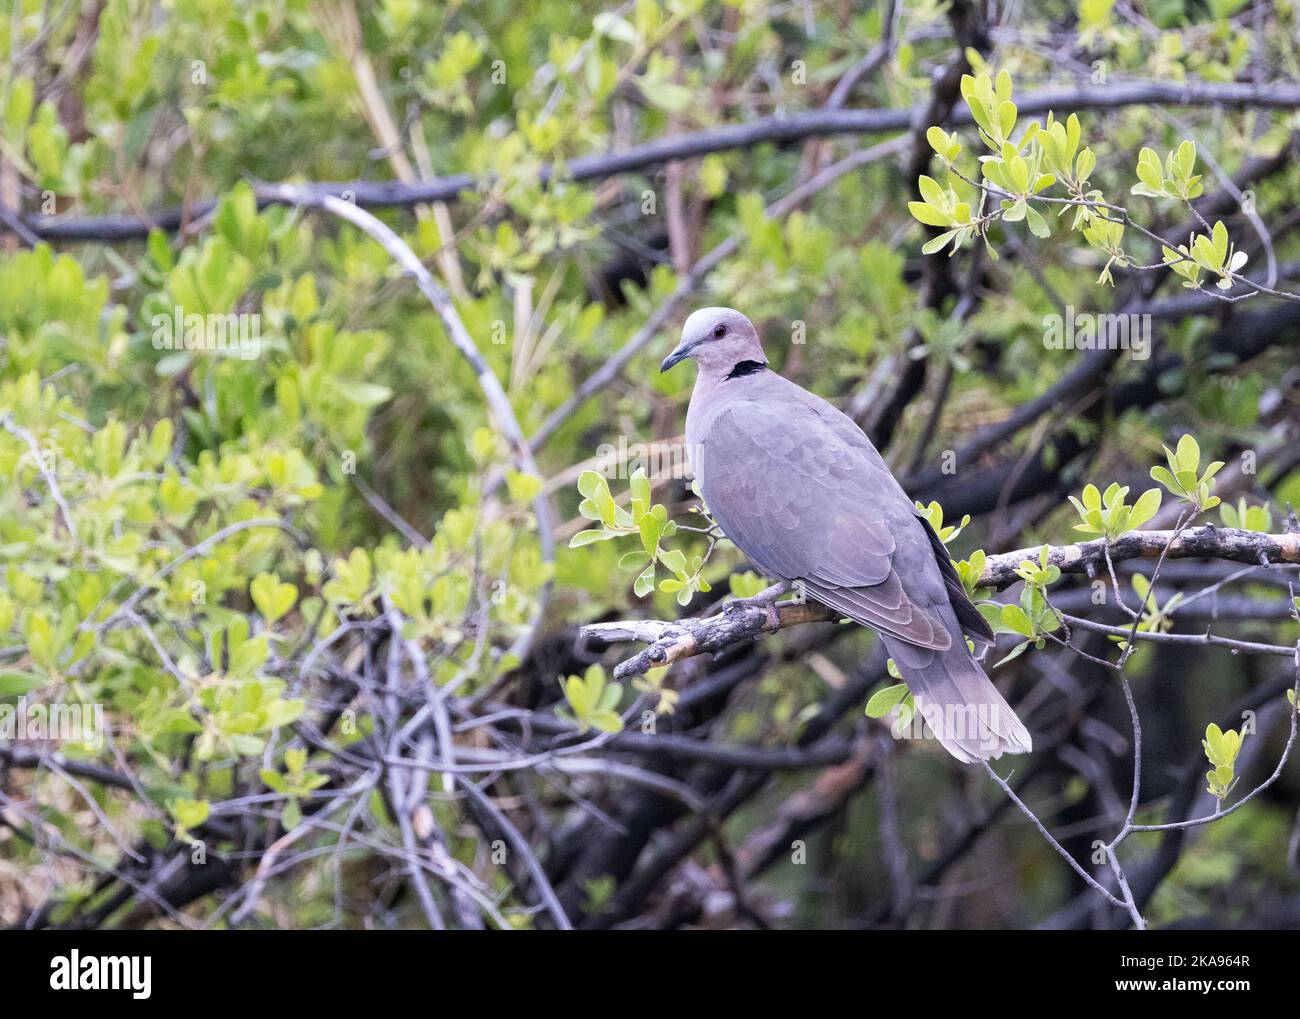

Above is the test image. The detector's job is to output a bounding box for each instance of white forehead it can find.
[682,306,749,341]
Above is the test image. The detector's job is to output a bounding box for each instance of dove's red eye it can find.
[713,324,726,338]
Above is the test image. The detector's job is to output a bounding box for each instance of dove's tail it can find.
[882,609,1031,763]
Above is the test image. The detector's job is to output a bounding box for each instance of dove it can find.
[660,307,1031,762]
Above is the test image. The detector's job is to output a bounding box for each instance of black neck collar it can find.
[726,359,768,380]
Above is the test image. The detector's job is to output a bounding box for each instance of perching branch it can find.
[582,527,1300,679]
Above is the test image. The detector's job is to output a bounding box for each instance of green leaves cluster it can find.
[1012,546,1061,588]
[167,798,210,842]
[422,31,486,114]
[1162,221,1249,291]
[1132,141,1203,202]
[914,500,971,545]
[908,173,979,256]
[728,572,771,599]
[992,546,1063,663]
[915,73,1071,256]
[1219,498,1272,532]
[912,69,1255,294]
[967,77,1056,239]
[1038,113,1097,200]
[1150,435,1224,511]
[251,572,298,624]
[558,664,624,734]
[1127,573,1183,641]
[962,70,1020,152]
[260,747,330,830]
[953,549,988,601]
[1068,483,1163,540]
[1202,723,1243,803]
[1,357,546,846]
[570,468,713,606]
[720,192,838,310]
[2,74,94,193]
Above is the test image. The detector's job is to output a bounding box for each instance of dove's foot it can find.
[722,580,792,627]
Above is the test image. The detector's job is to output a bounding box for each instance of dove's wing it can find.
[696,390,956,651]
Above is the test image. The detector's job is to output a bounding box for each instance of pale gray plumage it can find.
[662,307,1031,763]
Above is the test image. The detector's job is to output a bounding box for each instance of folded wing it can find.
[699,397,953,651]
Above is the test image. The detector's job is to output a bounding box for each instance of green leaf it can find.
[865,682,911,718]
[1000,604,1036,638]
[1128,488,1163,530]
[639,514,661,555]
[1150,465,1180,494]
[921,230,958,255]
[639,79,692,112]
[1025,205,1051,238]
[505,470,543,503]
[618,550,650,571]
[250,572,297,624]
[260,698,305,730]
[658,548,687,578]
[569,528,615,547]
[169,797,210,831]
[909,201,952,228]
[629,468,651,516]
[577,470,607,500]
[1175,434,1201,473]
[560,665,623,734]
[993,640,1031,667]
[729,571,768,599]
[633,564,655,597]
[0,670,46,695]
[228,636,269,678]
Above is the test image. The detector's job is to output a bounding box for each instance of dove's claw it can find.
[721,580,792,617]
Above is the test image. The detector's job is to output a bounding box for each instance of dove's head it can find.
[660,307,767,374]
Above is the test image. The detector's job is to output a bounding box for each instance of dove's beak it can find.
[660,340,694,373]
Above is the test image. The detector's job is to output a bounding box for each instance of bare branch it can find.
[982,526,1300,587]
[17,80,1300,242]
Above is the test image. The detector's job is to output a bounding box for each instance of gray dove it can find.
[660,307,1031,763]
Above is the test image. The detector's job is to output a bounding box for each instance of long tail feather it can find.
[882,610,1031,763]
